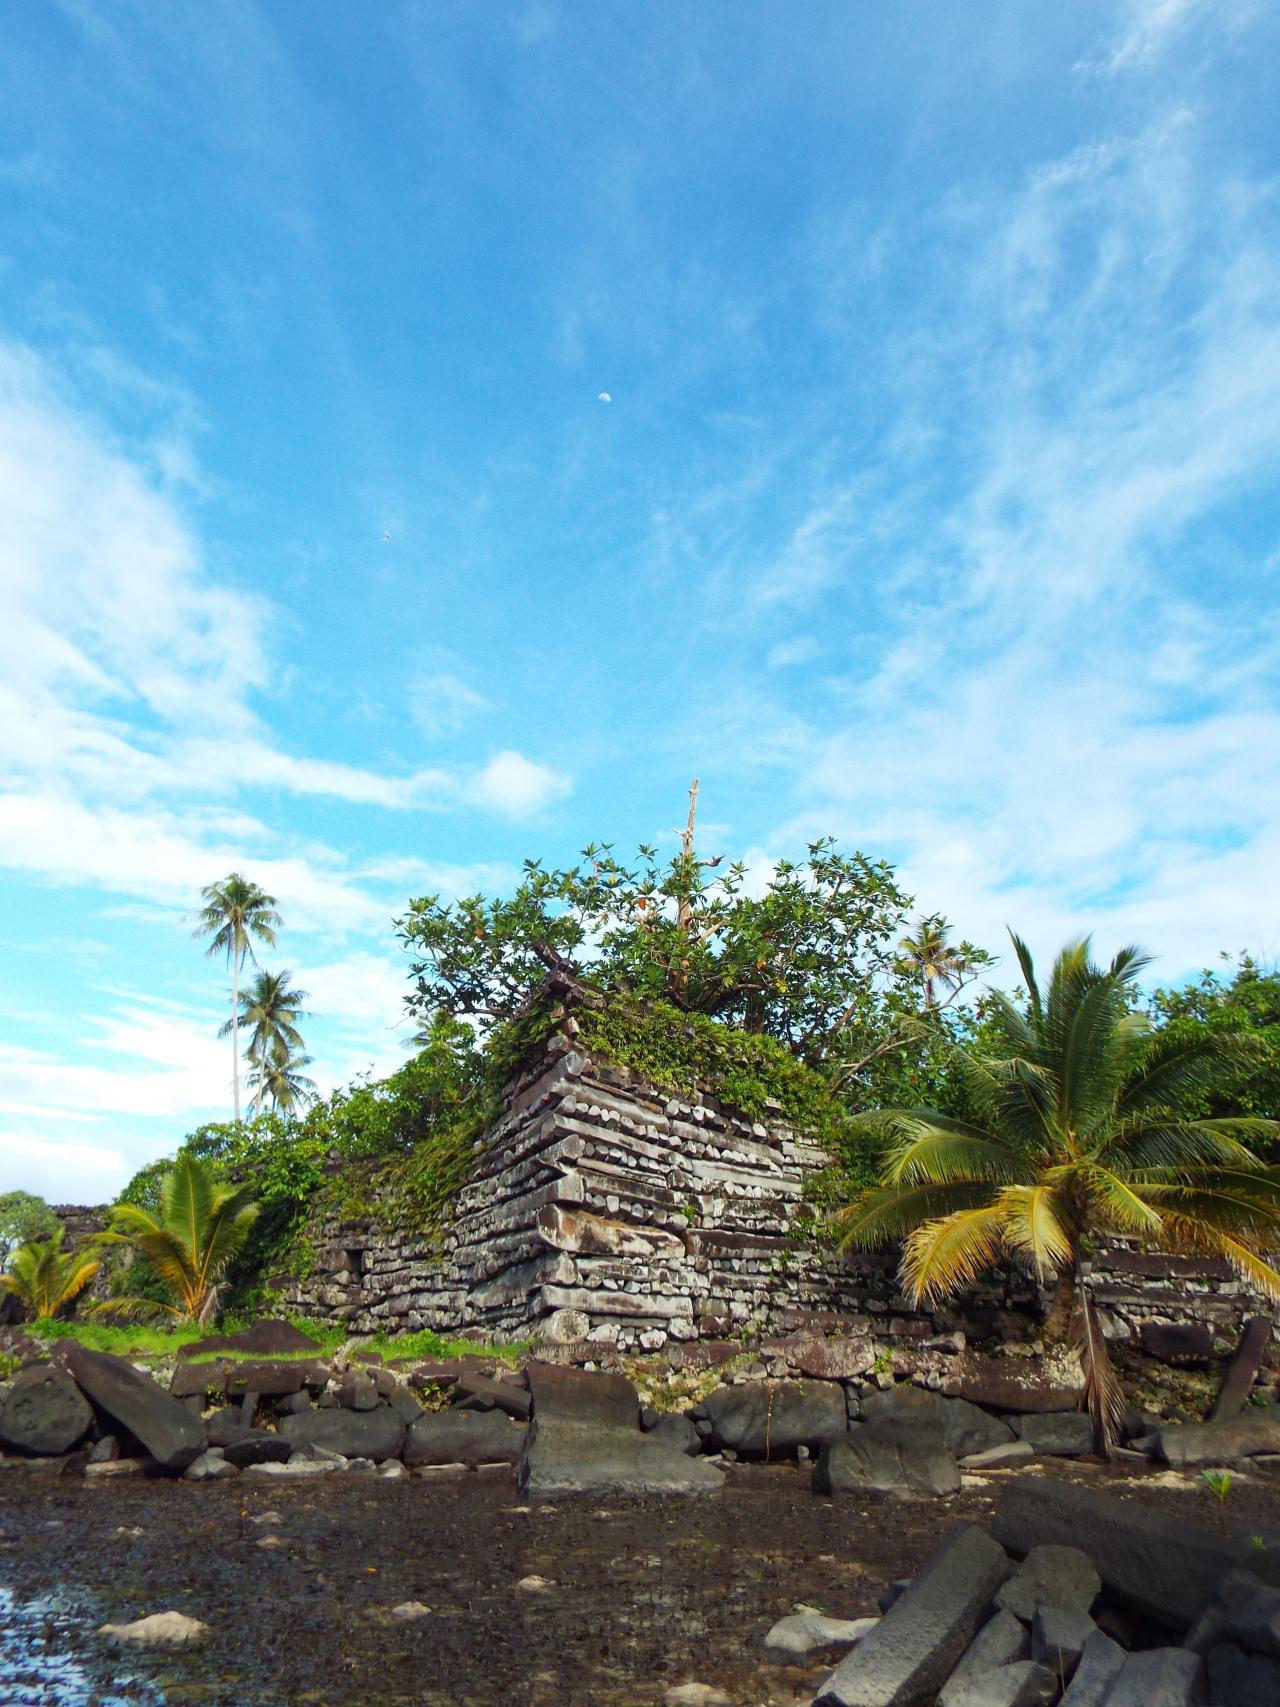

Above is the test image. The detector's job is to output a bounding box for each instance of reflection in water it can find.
[0,1585,164,1706]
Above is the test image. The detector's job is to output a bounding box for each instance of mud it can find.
[4,1460,1279,1706]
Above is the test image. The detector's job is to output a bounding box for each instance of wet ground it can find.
[4,1459,1280,1707]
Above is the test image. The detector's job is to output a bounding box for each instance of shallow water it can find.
[0,1585,164,1707]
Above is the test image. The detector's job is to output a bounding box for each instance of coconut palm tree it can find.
[96,1153,258,1324]
[834,933,1280,1452]
[0,1228,100,1319]
[193,874,282,1125]
[897,915,977,1014]
[220,968,309,1116]
[247,1044,317,1115]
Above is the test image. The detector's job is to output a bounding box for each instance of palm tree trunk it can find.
[1045,1263,1077,1341]
[231,947,241,1126]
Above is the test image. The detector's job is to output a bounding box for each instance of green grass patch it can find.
[34,1318,206,1358]
[365,1326,530,1366]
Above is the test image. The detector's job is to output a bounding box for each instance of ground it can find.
[3,1460,1278,1707]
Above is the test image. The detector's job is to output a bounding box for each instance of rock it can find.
[937,1661,1059,1707]
[224,1359,328,1398]
[763,1613,878,1659]
[1030,1604,1095,1676]
[1211,1316,1273,1420]
[524,1363,638,1428]
[1057,1629,1126,1706]
[1095,1647,1203,1706]
[995,1545,1100,1623]
[456,1372,532,1420]
[385,1385,423,1425]
[388,1600,431,1619]
[221,1431,292,1469]
[61,1344,205,1471]
[1207,1641,1280,1707]
[649,1414,702,1456]
[99,1611,209,1644]
[1156,1414,1280,1467]
[1225,1584,1280,1657]
[88,1435,119,1464]
[947,1609,1031,1686]
[516,1575,554,1592]
[0,1366,93,1456]
[379,1458,408,1479]
[814,1525,1012,1707]
[404,1410,525,1467]
[177,1319,321,1358]
[953,1363,1081,1414]
[517,1415,725,1500]
[696,1380,850,1457]
[664,1686,732,1707]
[169,1359,227,1400]
[339,1371,378,1411]
[813,1428,961,1498]
[878,1579,912,1613]
[278,1390,313,1416]
[783,1336,876,1380]
[959,1443,1035,1470]
[991,1475,1280,1629]
[280,1408,405,1463]
[1183,1605,1227,1655]
[184,1450,239,1481]
[1139,1322,1212,1362]
[245,1456,342,1477]
[84,1457,152,1478]
[942,1399,1017,1459]
[1012,1412,1095,1457]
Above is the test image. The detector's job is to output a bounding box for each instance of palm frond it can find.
[1080,1165,1165,1236]
[998,1185,1073,1279]
[1072,1286,1126,1458]
[878,1115,1034,1186]
[901,1204,1008,1305]
[89,1295,184,1320]
[1103,1117,1270,1171]
[1114,1027,1255,1122]
[1008,931,1043,1022]
[831,1181,998,1249]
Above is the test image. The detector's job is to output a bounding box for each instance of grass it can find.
[32,1314,528,1368]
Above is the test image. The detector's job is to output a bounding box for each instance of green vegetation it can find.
[1201,1466,1235,1508]
[193,872,283,1126]
[222,967,314,1116]
[0,1191,59,1270]
[0,1228,100,1319]
[1149,956,1280,1149]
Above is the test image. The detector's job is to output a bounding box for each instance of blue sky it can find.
[2,0,1279,1203]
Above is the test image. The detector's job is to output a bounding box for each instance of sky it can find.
[1,0,1279,1204]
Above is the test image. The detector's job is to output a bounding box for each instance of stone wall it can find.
[280,1031,1271,1356]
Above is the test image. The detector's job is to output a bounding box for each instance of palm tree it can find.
[96,1153,258,1324]
[220,968,309,1117]
[897,915,976,1014]
[193,874,282,1125]
[247,1044,317,1114]
[0,1228,100,1319]
[834,934,1280,1451]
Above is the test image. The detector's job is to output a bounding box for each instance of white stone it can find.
[99,1612,209,1645]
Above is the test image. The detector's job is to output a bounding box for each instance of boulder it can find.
[184,1450,238,1481]
[456,1372,532,1420]
[169,1360,227,1400]
[991,1477,1280,1629]
[385,1385,424,1425]
[517,1415,725,1499]
[221,1430,292,1468]
[1207,1641,1280,1707]
[648,1414,702,1456]
[1057,1629,1125,1706]
[61,1344,205,1471]
[403,1410,525,1467]
[1225,1584,1280,1658]
[947,1610,1030,1687]
[281,1407,405,1463]
[813,1428,961,1498]
[936,1661,1058,1707]
[339,1371,378,1411]
[99,1611,209,1644]
[1156,1414,1280,1467]
[763,1613,878,1659]
[783,1336,876,1380]
[1139,1322,1212,1363]
[1012,1412,1094,1457]
[1211,1315,1273,1420]
[995,1545,1100,1623]
[177,1319,321,1358]
[696,1379,848,1457]
[224,1359,328,1398]
[0,1366,93,1456]
[1030,1605,1095,1677]
[942,1398,1016,1459]
[1095,1647,1203,1706]
[814,1525,1012,1706]
[953,1363,1081,1414]
[524,1363,638,1428]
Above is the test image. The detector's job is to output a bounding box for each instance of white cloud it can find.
[468,750,572,818]
[408,671,491,737]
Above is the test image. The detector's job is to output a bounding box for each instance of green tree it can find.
[219,968,310,1116]
[897,915,983,1015]
[0,1191,60,1270]
[97,1153,259,1324]
[1148,955,1280,1141]
[193,874,282,1125]
[835,935,1280,1450]
[247,1045,317,1115]
[0,1227,100,1319]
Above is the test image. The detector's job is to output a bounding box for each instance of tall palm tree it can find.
[897,915,976,1014]
[835,934,1280,1451]
[219,968,309,1117]
[96,1153,258,1325]
[0,1228,100,1319]
[193,874,282,1125]
[247,1044,317,1115]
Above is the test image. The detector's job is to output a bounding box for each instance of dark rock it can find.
[878,1580,912,1614]
[1211,1316,1273,1420]
[783,1336,876,1380]
[408,1361,464,1389]
[953,1362,1081,1414]
[61,1344,205,1471]
[385,1385,423,1425]
[278,1391,313,1416]
[0,1366,93,1456]
[649,1414,702,1456]
[1030,1605,1095,1677]
[814,1525,1012,1706]
[697,1379,848,1457]
[169,1360,227,1400]
[1139,1322,1212,1363]
[1207,1641,1280,1707]
[281,1407,405,1463]
[403,1410,525,1467]
[88,1435,120,1464]
[992,1475,1280,1629]
[176,1319,322,1358]
[937,1661,1058,1707]
[1012,1412,1094,1457]
[1183,1605,1227,1654]
[1057,1629,1125,1706]
[995,1545,1100,1622]
[221,1430,292,1468]
[1095,1647,1203,1706]
[456,1373,532,1421]
[517,1415,724,1499]
[942,1398,1016,1458]
[339,1371,378,1411]
[813,1427,960,1498]
[224,1360,328,1398]
[947,1609,1030,1686]
[524,1363,638,1429]
[1225,1585,1280,1657]
[1156,1414,1280,1467]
